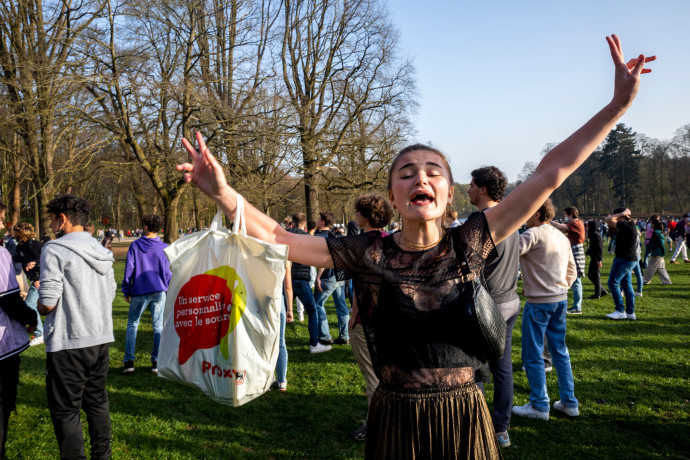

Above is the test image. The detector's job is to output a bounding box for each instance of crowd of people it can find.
[0,34,662,459]
[0,197,172,459]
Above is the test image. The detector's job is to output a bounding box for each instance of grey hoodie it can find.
[39,231,116,352]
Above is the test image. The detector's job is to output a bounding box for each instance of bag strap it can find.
[452,231,473,279]
[232,194,247,236]
[453,231,486,286]
[209,209,224,232]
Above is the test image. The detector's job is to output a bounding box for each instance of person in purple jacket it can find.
[122,215,172,374]
[0,201,38,459]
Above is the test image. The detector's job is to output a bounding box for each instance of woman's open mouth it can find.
[410,192,434,206]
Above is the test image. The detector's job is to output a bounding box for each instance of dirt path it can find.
[110,242,131,261]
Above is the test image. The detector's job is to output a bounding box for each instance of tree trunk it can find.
[302,138,320,220]
[33,184,40,237]
[163,195,181,244]
[303,160,319,221]
[11,138,22,225]
[193,189,201,230]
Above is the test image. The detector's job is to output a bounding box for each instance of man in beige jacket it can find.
[512,199,579,421]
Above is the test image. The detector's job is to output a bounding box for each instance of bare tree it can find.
[280,0,415,220]
[82,0,201,242]
[668,125,690,212]
[0,0,106,234]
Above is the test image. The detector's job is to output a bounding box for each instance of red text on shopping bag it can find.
[174,266,247,364]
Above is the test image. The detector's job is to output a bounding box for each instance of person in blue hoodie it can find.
[121,214,172,374]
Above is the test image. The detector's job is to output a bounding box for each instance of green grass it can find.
[4,246,689,459]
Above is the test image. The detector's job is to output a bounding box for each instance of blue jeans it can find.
[571,277,582,311]
[124,291,165,363]
[314,276,350,341]
[276,295,288,383]
[607,258,636,314]
[292,280,319,346]
[633,257,643,293]
[642,244,651,268]
[25,285,43,337]
[521,300,578,412]
[346,279,354,308]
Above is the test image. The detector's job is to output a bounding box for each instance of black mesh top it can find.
[328,212,496,388]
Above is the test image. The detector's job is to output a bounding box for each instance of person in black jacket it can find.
[14,223,44,345]
[287,212,330,354]
[586,220,608,299]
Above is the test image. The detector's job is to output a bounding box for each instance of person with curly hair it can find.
[468,166,521,447]
[355,193,395,231]
[348,193,394,441]
[467,166,508,205]
[14,222,45,345]
[121,214,172,374]
[38,194,117,459]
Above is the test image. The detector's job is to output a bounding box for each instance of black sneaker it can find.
[319,338,334,345]
[349,421,367,441]
[333,337,350,345]
[588,294,600,299]
[123,361,135,375]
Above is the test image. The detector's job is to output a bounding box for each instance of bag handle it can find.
[232,194,247,235]
[209,209,224,232]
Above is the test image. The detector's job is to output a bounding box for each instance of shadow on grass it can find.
[16,353,368,460]
[506,413,689,460]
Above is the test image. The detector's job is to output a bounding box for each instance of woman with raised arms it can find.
[178,35,653,459]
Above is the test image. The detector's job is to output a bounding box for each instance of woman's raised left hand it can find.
[607,34,656,111]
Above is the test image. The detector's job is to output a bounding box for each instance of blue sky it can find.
[389,0,690,182]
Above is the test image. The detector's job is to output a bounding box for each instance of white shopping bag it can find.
[158,196,288,406]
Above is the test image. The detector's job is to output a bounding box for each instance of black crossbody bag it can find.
[456,240,507,362]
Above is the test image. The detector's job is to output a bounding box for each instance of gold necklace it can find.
[399,230,445,250]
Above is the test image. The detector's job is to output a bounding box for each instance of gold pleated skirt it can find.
[366,383,502,460]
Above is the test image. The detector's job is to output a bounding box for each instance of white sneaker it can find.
[511,402,549,420]
[634,292,643,297]
[553,400,580,417]
[495,431,511,448]
[29,336,44,346]
[272,381,287,391]
[309,343,331,354]
[626,313,637,321]
[606,311,627,320]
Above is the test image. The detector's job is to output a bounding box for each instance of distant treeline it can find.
[453,123,690,218]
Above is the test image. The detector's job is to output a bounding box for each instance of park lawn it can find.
[4,247,689,459]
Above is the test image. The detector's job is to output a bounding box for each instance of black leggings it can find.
[588,259,604,297]
[0,354,21,460]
